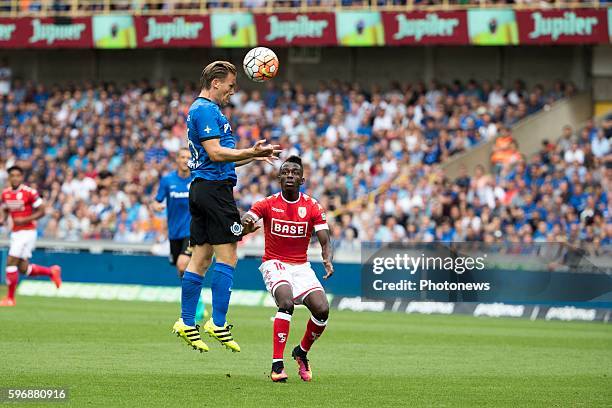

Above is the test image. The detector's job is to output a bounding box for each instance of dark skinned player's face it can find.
[8,170,23,189]
[278,162,304,194]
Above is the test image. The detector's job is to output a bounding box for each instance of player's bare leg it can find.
[176,254,190,279]
[203,242,241,352]
[173,244,214,353]
[292,290,329,382]
[270,284,293,382]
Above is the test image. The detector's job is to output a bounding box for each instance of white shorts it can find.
[259,260,324,305]
[8,229,37,260]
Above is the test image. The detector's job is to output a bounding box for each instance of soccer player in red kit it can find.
[242,156,333,383]
[0,166,62,306]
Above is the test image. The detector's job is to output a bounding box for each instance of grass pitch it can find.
[1,296,611,407]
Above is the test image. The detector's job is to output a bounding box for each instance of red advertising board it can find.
[382,11,469,45]
[516,9,608,44]
[0,18,23,48]
[135,15,211,48]
[0,17,92,48]
[254,13,336,46]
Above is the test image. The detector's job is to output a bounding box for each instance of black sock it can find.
[293,345,307,357]
[272,360,284,373]
[278,307,293,315]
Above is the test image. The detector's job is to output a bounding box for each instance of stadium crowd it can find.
[0,75,610,251]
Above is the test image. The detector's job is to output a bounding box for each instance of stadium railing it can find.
[0,0,607,17]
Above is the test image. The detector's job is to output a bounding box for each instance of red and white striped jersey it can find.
[1,185,42,232]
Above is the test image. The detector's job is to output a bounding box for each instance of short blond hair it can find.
[200,61,237,90]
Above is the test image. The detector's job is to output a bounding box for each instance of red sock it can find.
[27,264,53,277]
[300,315,327,352]
[272,310,292,361]
[6,266,19,300]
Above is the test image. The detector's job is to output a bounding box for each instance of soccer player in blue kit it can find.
[172,61,280,353]
[153,147,205,322]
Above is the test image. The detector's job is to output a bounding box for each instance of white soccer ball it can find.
[243,47,279,83]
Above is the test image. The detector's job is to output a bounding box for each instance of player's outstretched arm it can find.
[316,229,334,279]
[202,139,281,163]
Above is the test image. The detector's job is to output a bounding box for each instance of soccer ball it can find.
[243,47,279,83]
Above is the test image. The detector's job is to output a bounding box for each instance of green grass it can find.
[1,296,611,407]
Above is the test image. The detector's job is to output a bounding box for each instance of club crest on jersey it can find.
[230,222,243,236]
[298,206,307,218]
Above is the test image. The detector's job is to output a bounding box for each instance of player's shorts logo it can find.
[230,222,244,236]
[298,206,307,218]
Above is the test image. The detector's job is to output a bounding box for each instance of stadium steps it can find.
[442,92,593,178]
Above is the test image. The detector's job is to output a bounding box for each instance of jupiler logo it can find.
[144,17,204,44]
[0,24,16,41]
[266,15,328,42]
[29,19,86,44]
[393,13,459,41]
[529,12,598,40]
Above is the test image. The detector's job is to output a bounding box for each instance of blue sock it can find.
[211,262,234,327]
[181,271,203,327]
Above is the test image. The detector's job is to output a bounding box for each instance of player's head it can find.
[7,165,24,188]
[177,148,190,173]
[200,61,236,106]
[278,156,304,194]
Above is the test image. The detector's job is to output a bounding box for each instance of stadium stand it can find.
[1,76,608,249]
[0,0,607,15]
